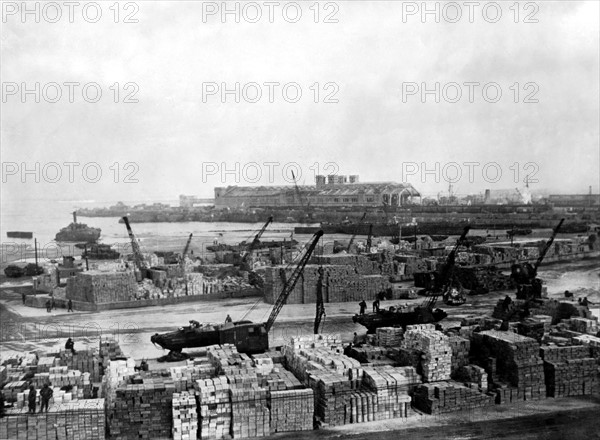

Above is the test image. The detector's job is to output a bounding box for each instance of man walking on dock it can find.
[373,298,380,313]
[67,299,73,313]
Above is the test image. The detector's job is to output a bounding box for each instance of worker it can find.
[502,295,512,311]
[67,299,73,312]
[22,292,26,304]
[582,297,595,306]
[353,332,359,345]
[51,297,56,311]
[140,359,149,372]
[343,343,352,356]
[45,300,51,313]
[564,290,573,298]
[39,383,53,413]
[225,314,233,323]
[189,320,200,329]
[65,338,76,354]
[372,298,380,313]
[28,385,37,414]
[359,300,367,315]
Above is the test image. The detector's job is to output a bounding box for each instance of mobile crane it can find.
[151,230,324,357]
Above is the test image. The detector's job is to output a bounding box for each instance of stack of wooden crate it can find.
[402,325,452,382]
[448,336,471,376]
[269,388,314,433]
[228,375,270,438]
[474,330,546,400]
[376,327,404,347]
[195,377,232,439]
[172,391,198,440]
[413,381,495,414]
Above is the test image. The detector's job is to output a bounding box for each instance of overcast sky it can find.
[1,1,598,202]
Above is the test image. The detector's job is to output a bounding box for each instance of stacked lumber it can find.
[454,365,488,391]
[195,377,232,439]
[362,366,419,420]
[170,360,216,392]
[36,356,59,373]
[207,344,254,375]
[251,353,274,376]
[448,336,470,376]
[310,371,353,426]
[517,319,546,342]
[65,270,137,303]
[269,388,314,432]
[228,375,270,438]
[172,391,198,440]
[474,330,546,400]
[110,377,176,439]
[348,346,390,364]
[541,344,598,397]
[544,358,598,397]
[569,317,600,335]
[59,349,101,382]
[413,381,495,414]
[402,325,451,382]
[260,365,303,391]
[376,327,404,347]
[99,338,125,375]
[101,358,136,414]
[0,399,105,440]
[1,381,28,402]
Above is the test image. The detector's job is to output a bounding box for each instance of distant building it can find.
[547,194,599,207]
[214,175,421,209]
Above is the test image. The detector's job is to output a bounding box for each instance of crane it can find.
[347,211,368,252]
[240,216,273,278]
[265,230,323,333]
[511,218,564,299]
[366,224,373,250]
[122,216,147,274]
[180,233,193,268]
[314,266,326,334]
[424,226,470,309]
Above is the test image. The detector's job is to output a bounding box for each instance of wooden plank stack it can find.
[541,344,598,397]
[36,356,59,373]
[251,353,274,376]
[361,366,419,420]
[448,336,470,376]
[413,381,495,414]
[172,391,198,440]
[376,327,404,347]
[66,270,138,303]
[568,317,600,335]
[269,388,314,432]
[170,360,216,393]
[474,330,546,400]
[0,399,105,440]
[194,377,232,439]
[228,376,270,438]
[59,349,101,382]
[1,381,28,402]
[260,365,304,391]
[454,365,488,392]
[110,377,176,439]
[402,325,451,382]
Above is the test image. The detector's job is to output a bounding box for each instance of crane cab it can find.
[219,322,269,354]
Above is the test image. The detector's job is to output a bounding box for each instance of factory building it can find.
[214,175,421,209]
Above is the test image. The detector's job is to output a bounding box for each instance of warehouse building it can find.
[214,175,421,209]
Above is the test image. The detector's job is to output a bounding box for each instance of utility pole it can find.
[34,238,38,269]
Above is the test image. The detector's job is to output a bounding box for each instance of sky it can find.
[1,0,599,203]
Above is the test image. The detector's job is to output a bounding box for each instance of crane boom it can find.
[181,233,193,267]
[242,216,273,265]
[347,211,367,252]
[122,216,146,270]
[533,218,564,274]
[314,266,325,334]
[425,226,470,309]
[265,230,323,332]
[291,171,305,210]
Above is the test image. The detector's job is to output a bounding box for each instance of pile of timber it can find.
[402,324,451,382]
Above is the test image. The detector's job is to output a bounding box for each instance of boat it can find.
[353,304,447,333]
[6,231,33,239]
[55,212,101,243]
